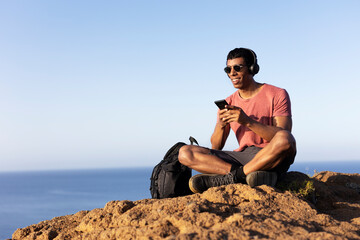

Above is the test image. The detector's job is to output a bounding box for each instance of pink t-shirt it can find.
[218,84,292,151]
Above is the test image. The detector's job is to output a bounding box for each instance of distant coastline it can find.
[0,160,359,174]
[288,160,360,175]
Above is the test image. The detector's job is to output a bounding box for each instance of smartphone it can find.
[214,99,228,110]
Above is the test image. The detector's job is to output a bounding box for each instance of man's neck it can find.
[238,81,263,99]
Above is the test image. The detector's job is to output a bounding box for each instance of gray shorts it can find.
[209,146,294,174]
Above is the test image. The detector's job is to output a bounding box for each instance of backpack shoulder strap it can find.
[189,136,199,146]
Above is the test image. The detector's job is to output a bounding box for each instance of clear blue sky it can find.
[1,1,359,171]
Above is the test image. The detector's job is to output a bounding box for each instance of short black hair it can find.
[226,48,257,69]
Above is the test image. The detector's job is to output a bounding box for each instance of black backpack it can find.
[150,137,198,199]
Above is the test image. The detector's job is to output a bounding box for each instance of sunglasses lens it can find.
[233,65,241,72]
[224,67,231,74]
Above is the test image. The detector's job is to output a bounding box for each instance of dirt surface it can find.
[11,171,360,240]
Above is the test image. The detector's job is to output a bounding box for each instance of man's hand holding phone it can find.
[215,99,249,125]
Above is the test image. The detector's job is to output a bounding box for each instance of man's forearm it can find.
[211,124,230,150]
[245,117,287,142]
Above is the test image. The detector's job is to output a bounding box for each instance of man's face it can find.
[226,57,252,89]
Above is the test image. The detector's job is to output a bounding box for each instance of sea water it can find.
[1,162,360,239]
[0,167,152,239]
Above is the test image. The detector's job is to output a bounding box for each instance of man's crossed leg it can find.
[178,130,296,193]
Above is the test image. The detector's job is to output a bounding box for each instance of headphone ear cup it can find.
[252,63,259,75]
[249,65,254,74]
[248,63,259,75]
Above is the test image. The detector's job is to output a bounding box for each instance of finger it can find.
[227,105,241,110]
[219,108,229,114]
[222,115,234,123]
[228,109,241,115]
[223,118,234,124]
[219,110,231,119]
[224,114,239,123]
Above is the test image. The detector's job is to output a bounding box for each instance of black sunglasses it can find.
[224,64,245,74]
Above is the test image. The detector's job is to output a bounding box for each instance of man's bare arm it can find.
[221,106,292,142]
[211,123,230,150]
[245,116,292,142]
[211,108,231,150]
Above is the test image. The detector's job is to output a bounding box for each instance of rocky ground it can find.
[11,171,360,240]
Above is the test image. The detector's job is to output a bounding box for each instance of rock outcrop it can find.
[11,171,360,239]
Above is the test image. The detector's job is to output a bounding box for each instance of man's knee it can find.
[272,130,296,153]
[178,145,194,166]
[178,145,209,167]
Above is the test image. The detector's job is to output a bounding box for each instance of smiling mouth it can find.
[231,78,241,84]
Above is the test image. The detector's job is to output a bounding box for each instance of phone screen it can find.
[214,99,228,110]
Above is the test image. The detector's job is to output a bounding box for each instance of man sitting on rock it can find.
[178,48,296,193]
